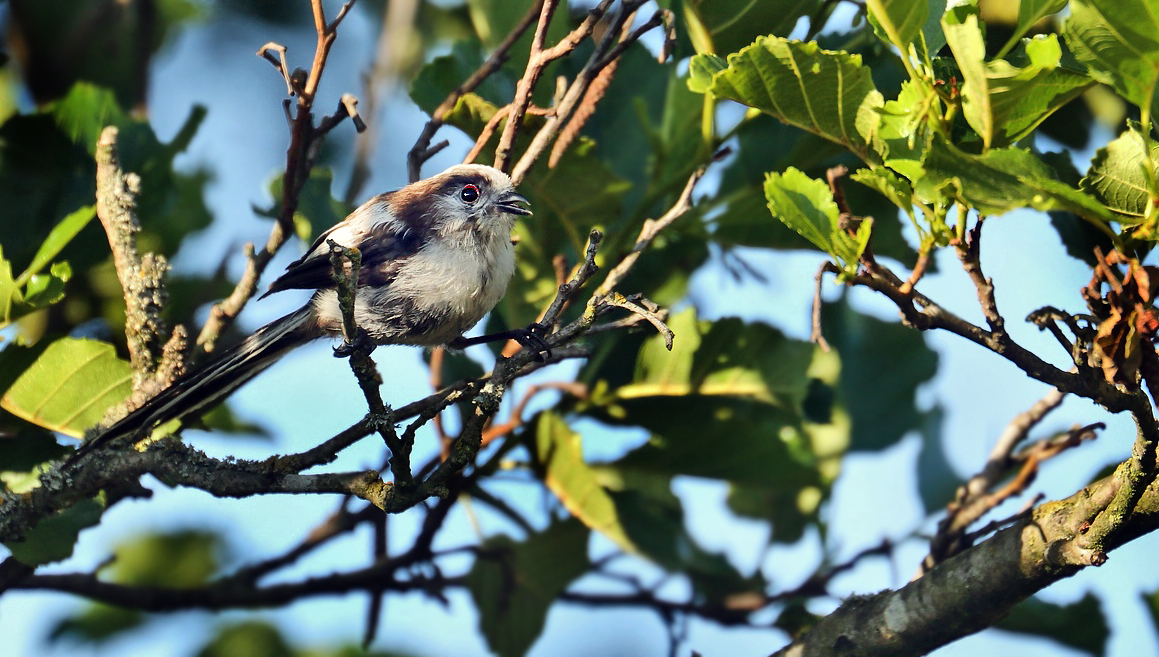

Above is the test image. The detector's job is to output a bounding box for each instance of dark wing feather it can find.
[261,210,424,298]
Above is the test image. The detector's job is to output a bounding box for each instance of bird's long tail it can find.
[74,305,319,458]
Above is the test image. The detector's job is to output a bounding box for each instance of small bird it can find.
[75,164,534,457]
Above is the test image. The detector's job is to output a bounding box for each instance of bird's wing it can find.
[261,201,425,297]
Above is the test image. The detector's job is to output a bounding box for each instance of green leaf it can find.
[764,167,873,275]
[866,0,929,52]
[534,412,635,553]
[997,0,1068,58]
[694,37,884,162]
[866,77,935,180]
[611,396,821,486]
[49,604,144,644]
[619,309,815,404]
[49,83,128,156]
[194,621,294,657]
[998,593,1109,655]
[106,531,220,587]
[921,135,1120,223]
[1,245,76,329]
[0,338,132,438]
[821,299,938,451]
[918,0,949,62]
[947,18,1094,149]
[14,204,95,287]
[409,39,515,115]
[850,166,916,220]
[468,519,590,657]
[943,5,993,147]
[1064,0,1159,123]
[1082,126,1159,222]
[4,499,105,566]
[687,53,726,93]
[727,480,818,544]
[602,311,824,487]
[0,114,97,277]
[683,0,822,54]
[23,260,72,308]
[983,35,1094,148]
[0,428,69,475]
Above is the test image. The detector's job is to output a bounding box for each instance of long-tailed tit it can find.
[75,164,533,457]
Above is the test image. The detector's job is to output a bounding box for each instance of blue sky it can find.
[4,3,1159,656]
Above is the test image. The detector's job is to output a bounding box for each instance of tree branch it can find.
[773,468,1159,656]
[195,1,361,356]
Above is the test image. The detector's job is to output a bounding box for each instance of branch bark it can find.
[772,469,1159,656]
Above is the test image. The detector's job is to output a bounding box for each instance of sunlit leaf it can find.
[921,135,1120,223]
[1082,126,1159,222]
[1064,0,1159,122]
[690,37,885,162]
[866,0,929,52]
[0,338,132,437]
[764,167,873,275]
[534,412,635,553]
[14,205,95,287]
[946,14,1093,149]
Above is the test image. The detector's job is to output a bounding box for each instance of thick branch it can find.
[772,469,1159,656]
[95,126,172,393]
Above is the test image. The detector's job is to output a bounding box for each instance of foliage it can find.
[3,1,1159,657]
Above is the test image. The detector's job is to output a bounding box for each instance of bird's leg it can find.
[448,322,552,360]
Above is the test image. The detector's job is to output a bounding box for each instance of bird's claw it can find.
[513,322,551,361]
[334,327,372,358]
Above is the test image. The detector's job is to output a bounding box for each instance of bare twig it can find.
[604,294,673,350]
[811,261,838,351]
[196,0,361,357]
[480,382,588,445]
[956,215,1003,332]
[509,0,654,185]
[408,0,545,181]
[327,241,408,486]
[596,166,704,297]
[493,0,569,172]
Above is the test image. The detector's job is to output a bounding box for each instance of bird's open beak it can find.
[496,191,532,216]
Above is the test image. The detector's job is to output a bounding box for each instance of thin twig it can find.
[493,0,567,172]
[811,261,837,351]
[956,215,1003,332]
[196,0,360,357]
[408,0,545,181]
[596,166,704,297]
[509,0,651,185]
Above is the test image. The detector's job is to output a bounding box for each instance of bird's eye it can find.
[460,184,480,203]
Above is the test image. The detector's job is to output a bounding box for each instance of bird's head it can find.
[415,164,531,241]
